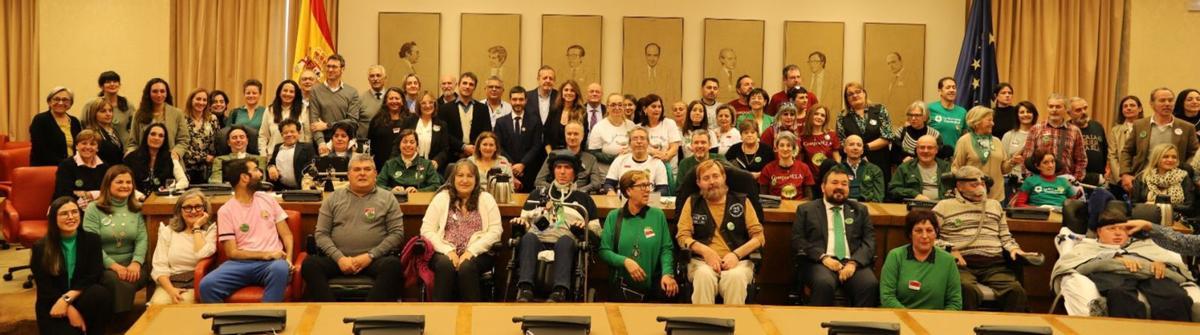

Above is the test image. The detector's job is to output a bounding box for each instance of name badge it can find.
[869,119,878,126]
[643,226,655,238]
[908,280,922,291]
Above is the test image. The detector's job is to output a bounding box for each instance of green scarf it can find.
[969,132,992,164]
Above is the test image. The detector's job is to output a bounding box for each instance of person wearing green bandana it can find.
[952,106,1013,202]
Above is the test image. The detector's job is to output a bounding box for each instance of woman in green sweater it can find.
[377,129,443,193]
[879,209,962,310]
[82,164,148,314]
[599,169,679,302]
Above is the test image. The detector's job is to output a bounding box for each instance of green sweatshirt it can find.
[82,199,147,267]
[888,159,951,201]
[377,155,443,192]
[676,153,726,184]
[880,245,962,310]
[599,206,675,292]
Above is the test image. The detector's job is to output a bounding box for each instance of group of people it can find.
[26,54,1200,333]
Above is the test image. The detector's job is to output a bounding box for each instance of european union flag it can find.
[954,0,999,108]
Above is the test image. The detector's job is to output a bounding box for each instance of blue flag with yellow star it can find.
[954,0,999,108]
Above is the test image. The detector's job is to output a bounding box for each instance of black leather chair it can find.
[672,162,764,303]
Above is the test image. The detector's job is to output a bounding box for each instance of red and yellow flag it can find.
[291,0,335,81]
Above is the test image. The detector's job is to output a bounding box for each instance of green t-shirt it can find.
[62,234,78,283]
[928,101,967,149]
[1020,174,1075,207]
[879,245,962,310]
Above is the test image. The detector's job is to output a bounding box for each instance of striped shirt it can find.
[931,195,1020,258]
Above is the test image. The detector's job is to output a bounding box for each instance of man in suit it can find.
[494,86,544,191]
[1120,87,1200,191]
[676,160,766,304]
[266,119,316,190]
[792,168,879,307]
[583,82,606,133]
[525,66,559,126]
[437,72,491,158]
[359,65,388,140]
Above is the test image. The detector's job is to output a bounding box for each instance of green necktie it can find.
[832,206,847,259]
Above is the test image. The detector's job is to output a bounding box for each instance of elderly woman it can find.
[31,87,83,166]
[1013,151,1076,208]
[420,160,503,301]
[33,197,111,334]
[837,82,897,185]
[893,101,943,163]
[725,119,774,180]
[53,130,109,209]
[149,190,216,305]
[378,129,443,193]
[880,209,962,310]
[1133,143,1195,215]
[599,170,678,302]
[82,165,148,315]
[951,106,1012,202]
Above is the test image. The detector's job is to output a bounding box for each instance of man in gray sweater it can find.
[301,154,405,301]
[309,54,365,146]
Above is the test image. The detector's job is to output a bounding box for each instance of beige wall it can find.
[337,0,967,104]
[1128,0,1200,105]
[38,0,171,117]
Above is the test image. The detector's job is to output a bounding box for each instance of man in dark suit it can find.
[494,86,544,191]
[525,65,560,127]
[583,82,606,133]
[437,72,491,158]
[792,168,879,307]
[266,119,316,190]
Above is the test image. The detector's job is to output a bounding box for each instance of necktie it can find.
[514,116,522,134]
[375,92,382,100]
[832,206,847,259]
[589,109,599,129]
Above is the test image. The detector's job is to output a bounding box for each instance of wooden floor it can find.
[127,302,1200,335]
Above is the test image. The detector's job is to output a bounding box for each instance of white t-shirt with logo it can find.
[605,153,669,189]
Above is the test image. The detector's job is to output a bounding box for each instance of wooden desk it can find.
[127,303,1200,335]
[141,193,1064,307]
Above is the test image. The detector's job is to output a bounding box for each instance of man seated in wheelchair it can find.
[511,150,600,302]
[1052,208,1198,321]
[932,166,1035,312]
[675,160,765,304]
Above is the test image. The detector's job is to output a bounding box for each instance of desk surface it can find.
[127,303,1200,335]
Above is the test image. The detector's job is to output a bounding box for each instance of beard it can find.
[824,188,847,204]
[701,184,727,202]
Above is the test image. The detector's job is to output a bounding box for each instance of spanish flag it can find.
[291,0,335,81]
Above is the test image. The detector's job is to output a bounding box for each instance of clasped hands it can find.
[336,253,375,275]
[822,257,858,282]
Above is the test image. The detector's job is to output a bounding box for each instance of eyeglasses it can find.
[51,97,72,103]
[486,85,503,89]
[630,183,653,190]
[906,113,924,118]
[182,205,206,213]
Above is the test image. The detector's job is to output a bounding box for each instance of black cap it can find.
[547,149,582,173]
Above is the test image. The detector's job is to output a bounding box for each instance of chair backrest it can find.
[10,166,58,221]
[0,147,32,182]
[1060,200,1088,234]
[214,209,303,263]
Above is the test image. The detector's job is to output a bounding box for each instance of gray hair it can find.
[1047,93,1066,104]
[774,130,799,156]
[169,189,213,233]
[349,153,376,170]
[46,86,74,104]
[907,101,928,119]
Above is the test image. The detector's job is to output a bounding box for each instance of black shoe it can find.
[547,289,568,303]
[515,288,534,302]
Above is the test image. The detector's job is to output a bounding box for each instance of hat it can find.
[546,149,582,173]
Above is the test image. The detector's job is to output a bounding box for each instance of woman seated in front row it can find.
[420,160,502,301]
[1132,143,1195,216]
[33,197,111,335]
[598,170,678,302]
[315,121,356,174]
[149,189,216,305]
[1012,150,1075,208]
[879,209,962,310]
[377,129,443,193]
[82,165,149,316]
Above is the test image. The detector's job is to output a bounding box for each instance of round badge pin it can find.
[726,222,735,231]
[1176,128,1184,136]
[74,179,83,187]
[869,119,878,126]
[394,171,401,178]
[845,218,855,225]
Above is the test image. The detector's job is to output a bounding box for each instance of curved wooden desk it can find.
[141,193,1063,308]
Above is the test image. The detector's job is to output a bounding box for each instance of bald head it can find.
[845,135,864,160]
[916,135,939,163]
[439,75,457,98]
[586,83,604,105]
